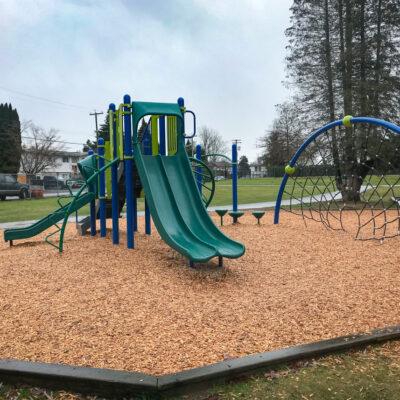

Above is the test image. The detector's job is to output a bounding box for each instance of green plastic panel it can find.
[132,138,245,262]
[131,101,183,141]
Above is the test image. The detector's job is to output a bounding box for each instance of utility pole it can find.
[232,139,242,151]
[89,110,104,142]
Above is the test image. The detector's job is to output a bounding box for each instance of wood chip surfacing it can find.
[0,212,399,375]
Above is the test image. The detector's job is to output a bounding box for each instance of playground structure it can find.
[3,96,245,266]
[191,142,245,223]
[274,116,400,241]
[2,113,400,396]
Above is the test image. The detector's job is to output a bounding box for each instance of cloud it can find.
[0,0,292,160]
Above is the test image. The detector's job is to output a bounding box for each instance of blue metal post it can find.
[159,116,166,155]
[232,143,238,212]
[88,149,97,236]
[145,201,151,234]
[110,103,119,244]
[123,94,134,248]
[98,138,106,237]
[195,144,202,193]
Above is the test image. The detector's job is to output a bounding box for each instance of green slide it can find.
[134,145,245,263]
[3,192,95,243]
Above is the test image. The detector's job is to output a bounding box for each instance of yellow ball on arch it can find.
[285,165,296,175]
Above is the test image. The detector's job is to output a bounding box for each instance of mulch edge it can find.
[0,325,399,398]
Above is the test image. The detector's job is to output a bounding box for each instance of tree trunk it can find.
[339,0,359,202]
[324,0,342,190]
[373,0,383,116]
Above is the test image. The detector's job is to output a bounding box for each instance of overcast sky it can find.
[0,0,292,162]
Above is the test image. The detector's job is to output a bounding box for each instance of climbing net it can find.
[280,120,400,240]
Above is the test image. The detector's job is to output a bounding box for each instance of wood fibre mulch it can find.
[0,212,399,375]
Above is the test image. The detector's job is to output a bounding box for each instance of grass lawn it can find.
[202,342,400,400]
[1,175,399,223]
[0,341,399,399]
[0,179,281,223]
[0,197,92,224]
[0,197,146,224]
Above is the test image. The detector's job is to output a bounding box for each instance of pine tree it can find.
[286,0,400,123]
[0,103,22,173]
[285,0,400,201]
[238,156,251,178]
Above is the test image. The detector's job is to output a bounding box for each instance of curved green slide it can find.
[134,143,245,263]
[3,192,95,243]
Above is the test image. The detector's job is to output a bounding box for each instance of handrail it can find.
[58,157,120,252]
[183,110,196,139]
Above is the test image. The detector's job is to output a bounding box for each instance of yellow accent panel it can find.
[116,108,124,159]
[167,116,177,155]
[105,141,112,198]
[151,116,159,155]
[109,110,115,160]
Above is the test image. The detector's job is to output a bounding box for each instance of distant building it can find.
[207,160,231,178]
[250,163,268,178]
[19,150,86,180]
[46,151,86,179]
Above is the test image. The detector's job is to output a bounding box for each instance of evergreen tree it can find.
[285,0,400,201]
[238,155,251,178]
[0,103,22,173]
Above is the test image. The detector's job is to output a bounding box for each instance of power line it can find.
[0,85,89,110]
[21,136,86,146]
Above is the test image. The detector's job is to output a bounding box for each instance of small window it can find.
[62,156,69,163]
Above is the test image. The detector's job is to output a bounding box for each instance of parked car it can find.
[69,180,85,189]
[42,175,66,190]
[0,175,30,200]
[215,176,225,181]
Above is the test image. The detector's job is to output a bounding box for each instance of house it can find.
[44,151,86,179]
[19,150,86,182]
[250,163,268,178]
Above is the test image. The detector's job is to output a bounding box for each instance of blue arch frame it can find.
[273,116,400,224]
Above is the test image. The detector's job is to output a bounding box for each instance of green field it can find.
[1,176,399,224]
[0,179,281,224]
[212,178,282,206]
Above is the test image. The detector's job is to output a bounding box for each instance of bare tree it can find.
[259,102,307,167]
[20,121,64,175]
[198,126,228,163]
